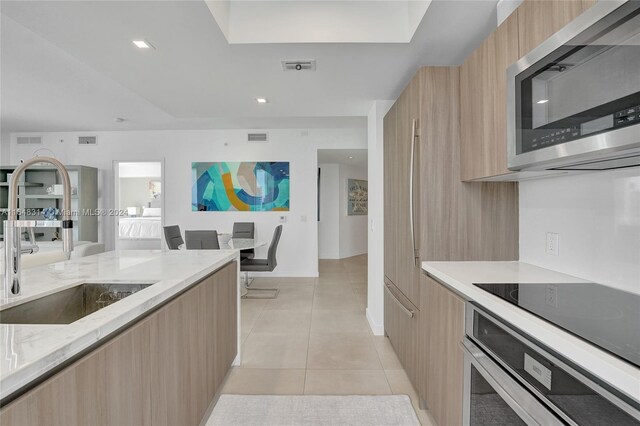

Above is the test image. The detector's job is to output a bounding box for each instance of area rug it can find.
[206,394,420,426]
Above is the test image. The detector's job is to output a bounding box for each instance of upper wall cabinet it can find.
[460,12,519,181]
[517,0,598,58]
[460,0,596,181]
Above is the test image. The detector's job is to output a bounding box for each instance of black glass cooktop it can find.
[473,283,640,368]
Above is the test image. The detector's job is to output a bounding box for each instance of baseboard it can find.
[366,307,384,336]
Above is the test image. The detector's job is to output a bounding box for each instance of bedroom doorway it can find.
[114,161,164,250]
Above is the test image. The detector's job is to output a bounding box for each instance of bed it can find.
[119,216,162,239]
[118,208,162,249]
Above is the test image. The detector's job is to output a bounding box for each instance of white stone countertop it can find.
[422,261,640,404]
[0,249,239,401]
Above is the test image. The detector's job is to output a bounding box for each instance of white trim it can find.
[366,307,384,336]
[235,256,242,367]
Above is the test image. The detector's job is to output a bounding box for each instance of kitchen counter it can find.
[0,249,239,402]
[422,261,640,404]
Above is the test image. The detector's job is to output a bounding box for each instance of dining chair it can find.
[163,225,184,250]
[240,225,282,299]
[185,230,220,250]
[232,222,255,261]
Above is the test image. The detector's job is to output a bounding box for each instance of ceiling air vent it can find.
[78,136,97,145]
[281,60,316,72]
[248,133,269,143]
[16,136,42,145]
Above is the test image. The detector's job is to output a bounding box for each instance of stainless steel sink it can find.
[0,282,155,325]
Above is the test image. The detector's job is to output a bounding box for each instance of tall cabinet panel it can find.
[383,105,398,287]
[394,75,421,308]
[419,67,465,260]
[384,66,518,426]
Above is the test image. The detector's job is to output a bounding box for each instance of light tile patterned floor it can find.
[221,255,435,426]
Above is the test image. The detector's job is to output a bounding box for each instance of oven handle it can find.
[462,338,564,426]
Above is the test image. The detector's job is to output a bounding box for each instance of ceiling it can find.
[206,1,431,44]
[318,149,367,168]
[0,0,499,133]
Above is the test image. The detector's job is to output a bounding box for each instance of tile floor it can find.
[220,254,435,425]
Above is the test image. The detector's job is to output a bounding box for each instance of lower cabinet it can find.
[384,278,419,384]
[417,273,466,426]
[0,261,237,426]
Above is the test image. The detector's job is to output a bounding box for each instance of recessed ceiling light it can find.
[132,40,153,49]
[256,98,268,104]
[537,99,549,104]
[348,156,354,159]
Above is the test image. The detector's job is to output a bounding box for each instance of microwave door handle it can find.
[462,339,565,426]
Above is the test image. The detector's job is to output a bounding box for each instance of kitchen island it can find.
[0,249,240,425]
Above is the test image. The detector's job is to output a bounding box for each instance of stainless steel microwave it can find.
[507,0,640,171]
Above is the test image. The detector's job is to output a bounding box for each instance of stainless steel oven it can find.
[463,303,640,426]
[507,0,640,171]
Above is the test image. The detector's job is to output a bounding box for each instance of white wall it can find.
[0,133,10,165]
[367,101,394,336]
[338,163,368,258]
[119,162,161,178]
[9,128,367,277]
[520,168,640,294]
[318,164,340,259]
[119,177,159,211]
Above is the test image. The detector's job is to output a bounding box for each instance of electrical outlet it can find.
[545,284,558,308]
[279,215,287,223]
[546,232,559,256]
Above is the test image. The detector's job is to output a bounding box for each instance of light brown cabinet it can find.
[418,274,465,426]
[383,104,398,287]
[383,66,518,424]
[0,319,151,426]
[384,279,419,383]
[0,261,237,426]
[395,75,422,307]
[150,282,208,425]
[517,0,597,58]
[460,12,519,181]
[460,0,597,181]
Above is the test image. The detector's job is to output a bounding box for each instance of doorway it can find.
[316,149,368,261]
[113,161,164,250]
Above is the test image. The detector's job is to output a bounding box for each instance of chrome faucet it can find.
[3,157,74,296]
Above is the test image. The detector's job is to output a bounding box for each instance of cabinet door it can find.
[384,279,419,383]
[419,67,468,261]
[213,262,238,393]
[150,284,208,426]
[518,0,596,58]
[395,74,421,307]
[383,104,398,286]
[460,11,519,181]
[460,34,491,181]
[0,319,151,426]
[418,274,465,426]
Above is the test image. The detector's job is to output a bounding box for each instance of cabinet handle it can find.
[385,284,415,318]
[409,118,420,267]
